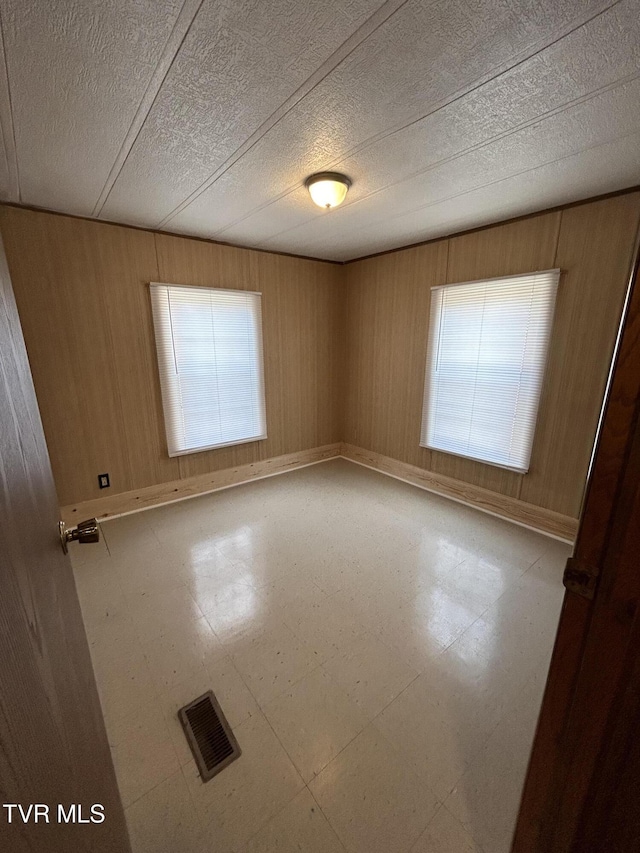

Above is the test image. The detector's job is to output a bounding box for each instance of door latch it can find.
[59,518,99,554]
[563,556,600,600]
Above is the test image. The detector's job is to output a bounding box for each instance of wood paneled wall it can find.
[1,191,638,521]
[0,208,343,506]
[344,193,640,519]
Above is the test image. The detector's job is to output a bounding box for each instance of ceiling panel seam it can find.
[312,0,624,177]
[213,0,624,240]
[0,3,19,201]
[240,68,640,247]
[92,0,205,218]
[163,0,621,234]
[276,129,640,255]
[154,0,414,229]
[395,129,640,221]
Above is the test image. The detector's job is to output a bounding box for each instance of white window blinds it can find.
[150,283,267,457]
[421,270,560,473]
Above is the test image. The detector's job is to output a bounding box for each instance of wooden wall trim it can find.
[345,184,640,264]
[63,439,578,541]
[1,201,342,266]
[340,443,578,542]
[61,444,341,524]
[4,185,639,268]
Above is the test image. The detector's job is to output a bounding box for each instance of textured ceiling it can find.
[0,0,639,261]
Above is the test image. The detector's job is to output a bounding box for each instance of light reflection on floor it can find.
[71,458,569,853]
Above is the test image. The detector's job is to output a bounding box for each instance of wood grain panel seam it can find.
[0,8,19,200]
[552,207,564,268]
[444,234,450,283]
[152,231,162,279]
[516,208,563,505]
[103,266,134,494]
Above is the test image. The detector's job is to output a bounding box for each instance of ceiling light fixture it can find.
[305,172,351,209]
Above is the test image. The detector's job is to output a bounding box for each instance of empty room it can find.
[2,2,640,852]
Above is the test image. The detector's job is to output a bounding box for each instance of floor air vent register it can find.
[178,690,241,781]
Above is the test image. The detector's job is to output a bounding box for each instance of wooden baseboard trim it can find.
[340,443,578,542]
[62,441,578,541]
[61,443,341,525]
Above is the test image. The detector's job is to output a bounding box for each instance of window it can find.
[421,270,559,473]
[150,283,266,457]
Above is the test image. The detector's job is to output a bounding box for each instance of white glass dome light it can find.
[305,172,351,209]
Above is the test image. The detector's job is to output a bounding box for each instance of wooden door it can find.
[0,236,131,851]
[513,249,640,850]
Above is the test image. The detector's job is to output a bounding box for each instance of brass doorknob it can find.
[59,518,99,554]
